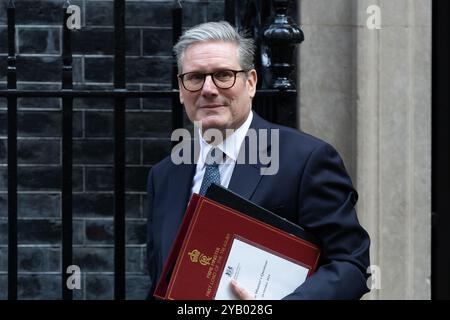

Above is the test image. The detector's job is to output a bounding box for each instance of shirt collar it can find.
[197,110,253,168]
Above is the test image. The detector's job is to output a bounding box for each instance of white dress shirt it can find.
[190,110,254,196]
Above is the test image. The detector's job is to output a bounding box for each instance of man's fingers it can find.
[230,280,253,300]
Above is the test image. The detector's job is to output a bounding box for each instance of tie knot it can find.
[205,147,224,166]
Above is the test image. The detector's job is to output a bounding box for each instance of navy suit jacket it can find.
[146,112,370,299]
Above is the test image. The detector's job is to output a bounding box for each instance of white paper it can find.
[215,238,309,300]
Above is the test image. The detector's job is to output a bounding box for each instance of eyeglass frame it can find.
[177,69,248,92]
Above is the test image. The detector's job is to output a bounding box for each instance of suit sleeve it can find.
[283,143,371,300]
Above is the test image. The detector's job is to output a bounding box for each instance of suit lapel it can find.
[228,112,273,200]
[168,163,195,210]
[168,139,198,226]
[228,162,262,200]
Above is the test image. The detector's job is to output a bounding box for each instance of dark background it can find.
[0,0,225,300]
[432,0,450,300]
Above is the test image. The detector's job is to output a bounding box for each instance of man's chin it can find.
[198,117,228,131]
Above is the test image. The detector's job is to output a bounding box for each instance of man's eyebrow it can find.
[184,68,238,73]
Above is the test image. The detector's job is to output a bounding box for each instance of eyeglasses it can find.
[178,69,247,92]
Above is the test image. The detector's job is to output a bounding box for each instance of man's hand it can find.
[230,280,254,300]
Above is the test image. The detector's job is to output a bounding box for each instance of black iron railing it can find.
[0,0,302,300]
[61,0,74,300]
[6,0,18,301]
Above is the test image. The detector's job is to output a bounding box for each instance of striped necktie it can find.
[199,148,222,196]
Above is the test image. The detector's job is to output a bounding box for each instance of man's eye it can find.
[186,73,204,81]
[214,71,233,81]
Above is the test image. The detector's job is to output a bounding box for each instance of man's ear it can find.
[246,69,257,98]
[178,78,184,104]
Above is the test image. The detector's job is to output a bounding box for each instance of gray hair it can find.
[173,21,255,73]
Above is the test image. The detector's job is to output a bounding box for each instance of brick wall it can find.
[0,0,224,300]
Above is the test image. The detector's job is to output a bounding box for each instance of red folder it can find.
[154,190,320,300]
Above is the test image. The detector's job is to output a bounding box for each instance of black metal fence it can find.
[0,0,302,300]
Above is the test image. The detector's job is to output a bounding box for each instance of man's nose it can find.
[201,75,219,95]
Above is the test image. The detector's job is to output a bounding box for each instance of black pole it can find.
[171,0,183,140]
[61,0,74,300]
[7,0,17,301]
[113,0,126,300]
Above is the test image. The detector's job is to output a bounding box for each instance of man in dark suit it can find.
[146,21,370,299]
